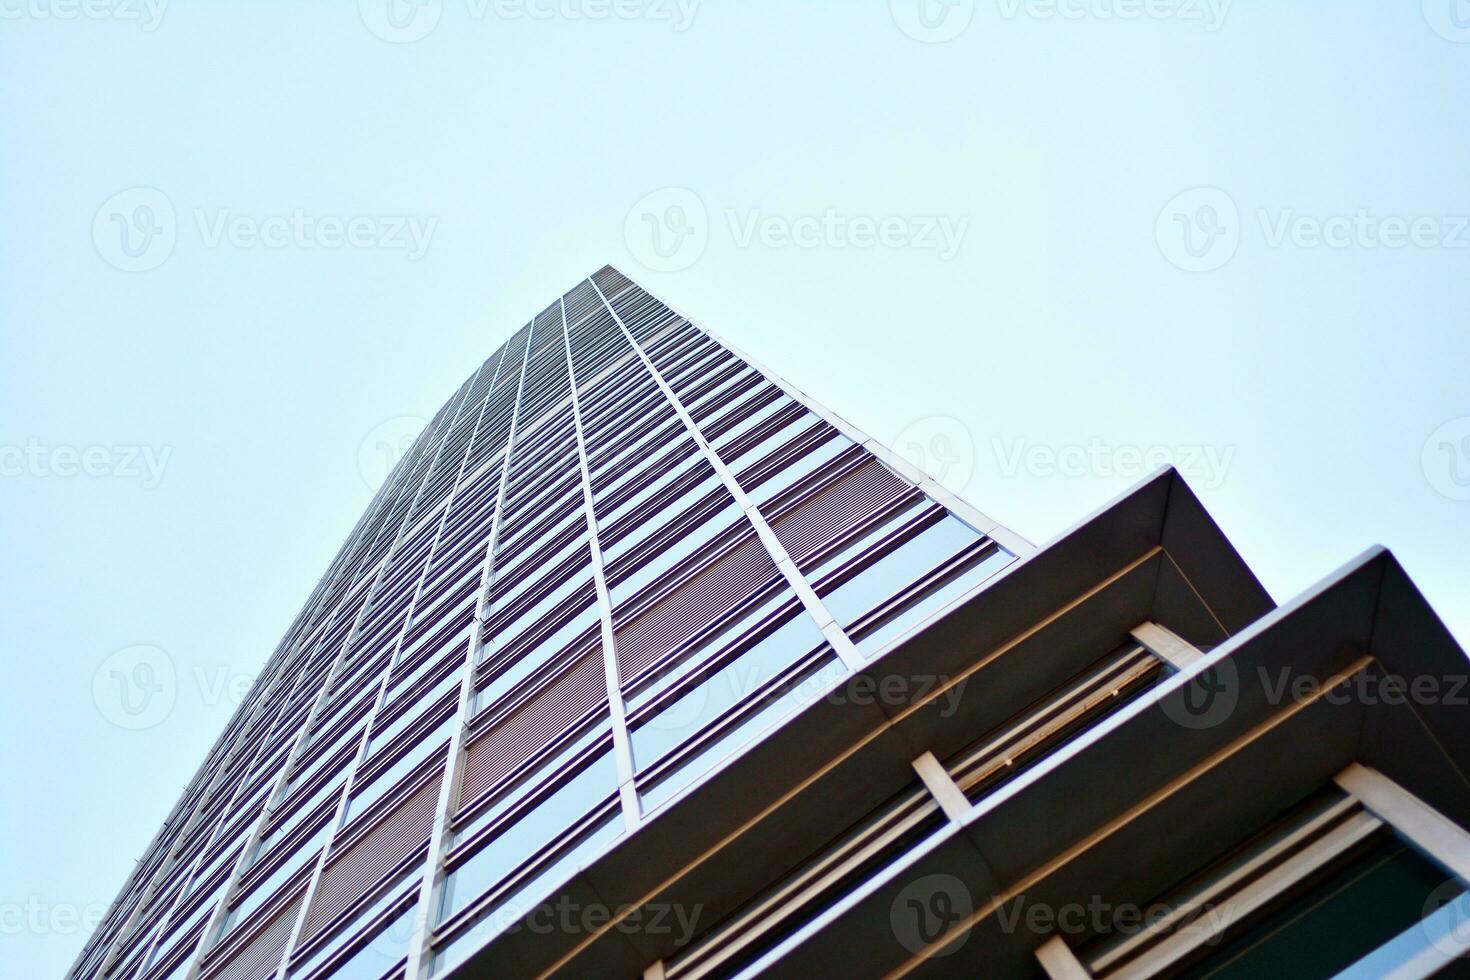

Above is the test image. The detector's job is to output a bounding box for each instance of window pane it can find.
[608,505,745,611]
[853,547,1012,656]
[298,899,417,980]
[819,515,983,626]
[433,816,623,976]
[441,753,618,919]
[640,658,847,814]
[344,717,452,823]
[630,610,827,772]
[750,434,852,503]
[453,726,611,846]
[625,587,791,711]
[224,819,329,935]
[474,605,598,716]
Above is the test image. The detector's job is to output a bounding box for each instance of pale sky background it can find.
[3,2,1468,976]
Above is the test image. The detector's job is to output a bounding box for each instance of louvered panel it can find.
[613,536,779,682]
[458,650,604,807]
[298,773,441,947]
[769,459,910,565]
[198,888,303,980]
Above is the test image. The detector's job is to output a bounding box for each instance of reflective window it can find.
[344,716,452,824]
[852,547,1011,656]
[290,891,417,980]
[452,728,614,847]
[286,724,364,801]
[474,606,599,716]
[440,754,619,920]
[222,818,328,936]
[261,774,345,854]
[433,816,623,976]
[601,480,728,565]
[624,585,790,710]
[630,609,827,772]
[483,575,591,659]
[799,498,927,580]
[640,658,847,814]
[370,672,462,757]
[707,392,789,449]
[598,455,708,533]
[722,413,816,475]
[607,505,746,611]
[750,434,853,503]
[818,514,982,626]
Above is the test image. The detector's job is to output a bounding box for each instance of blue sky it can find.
[2,2,1467,976]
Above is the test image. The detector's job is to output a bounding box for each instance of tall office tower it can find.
[74,268,1470,980]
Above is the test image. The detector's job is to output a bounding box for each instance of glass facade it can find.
[71,267,1017,980]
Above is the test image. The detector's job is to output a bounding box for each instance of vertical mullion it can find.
[401,325,534,980]
[178,373,477,980]
[558,296,640,825]
[586,277,863,671]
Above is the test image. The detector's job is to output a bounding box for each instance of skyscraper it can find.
[73,268,1470,980]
